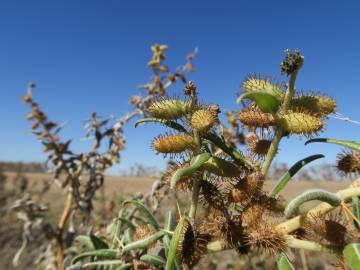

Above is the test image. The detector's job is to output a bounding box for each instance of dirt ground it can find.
[0,172,354,270]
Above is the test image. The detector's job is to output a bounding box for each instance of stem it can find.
[286,235,337,254]
[188,129,202,220]
[56,192,74,270]
[261,70,299,175]
[189,178,201,220]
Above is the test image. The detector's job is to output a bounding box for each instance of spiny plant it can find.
[70,49,360,270]
[15,44,197,270]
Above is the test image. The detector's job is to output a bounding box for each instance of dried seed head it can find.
[241,203,264,228]
[229,172,264,204]
[206,210,247,251]
[183,81,197,96]
[278,112,324,135]
[247,134,271,158]
[178,219,210,269]
[238,106,275,128]
[301,213,354,249]
[147,99,192,120]
[22,94,32,103]
[199,179,226,209]
[245,223,287,255]
[163,161,199,191]
[202,156,241,178]
[242,75,284,98]
[280,49,304,76]
[152,134,194,155]
[290,94,336,116]
[336,151,360,175]
[190,108,218,133]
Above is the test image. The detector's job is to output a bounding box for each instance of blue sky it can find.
[1,0,360,174]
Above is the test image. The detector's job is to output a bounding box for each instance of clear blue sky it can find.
[1,0,360,174]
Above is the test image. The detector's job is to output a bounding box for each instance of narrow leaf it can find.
[269,154,325,198]
[67,260,124,270]
[352,196,360,231]
[284,189,341,218]
[115,264,133,270]
[305,138,360,152]
[135,118,187,132]
[90,234,109,250]
[166,217,186,270]
[204,133,255,169]
[237,92,281,113]
[122,231,165,252]
[140,254,166,267]
[343,243,360,270]
[72,249,119,264]
[170,153,211,189]
[277,253,295,270]
[123,200,159,230]
[74,235,95,250]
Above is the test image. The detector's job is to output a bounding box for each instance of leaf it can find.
[277,253,295,270]
[135,118,187,132]
[170,153,211,189]
[352,196,360,231]
[67,260,124,270]
[74,235,95,250]
[115,264,133,270]
[269,154,325,198]
[305,138,360,152]
[140,254,166,267]
[90,234,109,249]
[284,189,341,218]
[72,249,119,264]
[343,243,360,270]
[166,217,186,270]
[122,200,159,230]
[237,92,281,113]
[204,133,255,169]
[163,211,183,270]
[122,231,165,252]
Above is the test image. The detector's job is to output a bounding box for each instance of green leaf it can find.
[122,231,165,252]
[166,217,186,270]
[237,92,281,113]
[90,234,109,249]
[343,243,360,270]
[284,189,341,218]
[67,260,125,270]
[140,254,166,267]
[122,200,159,230]
[74,235,95,250]
[277,253,295,270]
[269,154,325,198]
[170,152,211,189]
[135,118,187,132]
[72,249,119,264]
[163,211,183,270]
[352,196,360,231]
[305,138,360,152]
[204,133,255,169]
[115,264,133,270]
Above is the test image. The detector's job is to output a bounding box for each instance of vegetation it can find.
[7,46,360,269]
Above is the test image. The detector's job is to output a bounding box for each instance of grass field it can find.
[0,172,353,269]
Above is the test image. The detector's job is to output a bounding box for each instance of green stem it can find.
[189,178,201,220]
[261,70,299,175]
[188,129,202,220]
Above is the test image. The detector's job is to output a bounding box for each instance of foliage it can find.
[12,45,360,270]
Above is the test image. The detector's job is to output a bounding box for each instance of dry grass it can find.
[0,172,352,269]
